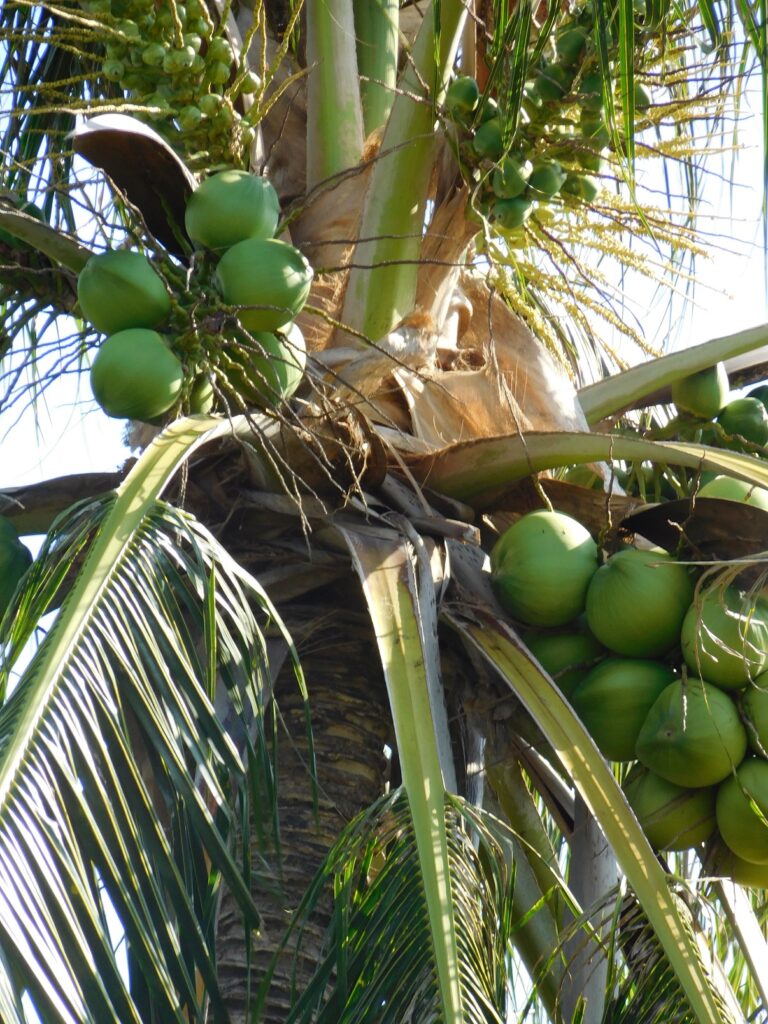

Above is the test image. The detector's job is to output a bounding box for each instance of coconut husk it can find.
[290,149,378,352]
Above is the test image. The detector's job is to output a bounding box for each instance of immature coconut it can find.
[523,628,604,700]
[216,238,313,333]
[635,677,747,788]
[585,546,695,658]
[717,397,768,446]
[716,757,768,864]
[184,170,280,251]
[490,510,599,627]
[624,768,716,851]
[680,586,768,690]
[571,658,675,761]
[91,328,184,421]
[697,475,768,510]
[709,840,768,887]
[671,362,729,419]
[223,322,307,409]
[77,250,171,335]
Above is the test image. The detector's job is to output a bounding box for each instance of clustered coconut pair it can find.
[78,170,313,422]
[672,362,768,450]
[490,508,768,887]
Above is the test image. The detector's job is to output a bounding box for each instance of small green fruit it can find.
[472,118,504,161]
[532,62,573,102]
[216,238,313,333]
[189,375,215,414]
[710,840,768,887]
[697,475,768,510]
[490,510,599,627]
[523,628,604,699]
[492,155,533,199]
[185,170,280,250]
[579,70,604,111]
[561,173,599,202]
[491,196,533,231]
[77,250,171,335]
[556,23,589,66]
[527,161,567,198]
[716,758,768,864]
[717,397,768,445]
[635,677,747,787]
[571,658,675,761]
[476,97,499,124]
[624,768,716,850]
[90,328,184,421]
[445,75,480,117]
[224,322,307,408]
[671,362,729,418]
[585,547,695,658]
[680,586,768,690]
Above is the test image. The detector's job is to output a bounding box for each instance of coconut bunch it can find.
[489,507,768,887]
[78,170,312,423]
[443,1,656,242]
[76,0,256,166]
[565,364,768,502]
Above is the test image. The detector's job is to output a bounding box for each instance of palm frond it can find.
[275,790,521,1024]
[0,416,302,1023]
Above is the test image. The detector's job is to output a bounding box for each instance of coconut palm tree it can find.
[1,0,768,1021]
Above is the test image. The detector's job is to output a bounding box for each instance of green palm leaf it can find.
[0,415,302,1022]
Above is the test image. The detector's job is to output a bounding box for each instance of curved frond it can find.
[0,416,302,1023]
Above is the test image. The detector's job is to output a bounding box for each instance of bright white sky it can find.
[1,85,767,492]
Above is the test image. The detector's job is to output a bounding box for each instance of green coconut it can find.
[184,170,280,251]
[490,510,599,627]
[709,839,768,887]
[571,658,675,761]
[747,384,768,410]
[472,118,504,161]
[491,196,533,231]
[77,250,171,335]
[224,321,307,408]
[523,628,604,699]
[444,75,480,118]
[0,534,32,617]
[492,155,533,199]
[717,397,768,446]
[188,375,215,414]
[697,475,768,510]
[635,677,747,787]
[585,546,695,658]
[680,586,768,690]
[561,174,600,203]
[716,757,768,864]
[527,160,567,198]
[90,328,184,421]
[671,362,729,419]
[739,671,768,756]
[216,237,313,333]
[624,768,716,851]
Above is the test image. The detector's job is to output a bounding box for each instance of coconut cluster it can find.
[564,364,768,500]
[443,3,657,243]
[490,508,768,887]
[79,170,312,423]
[77,0,255,166]
[672,363,768,453]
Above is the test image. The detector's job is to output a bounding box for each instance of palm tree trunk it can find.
[214,607,393,1022]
